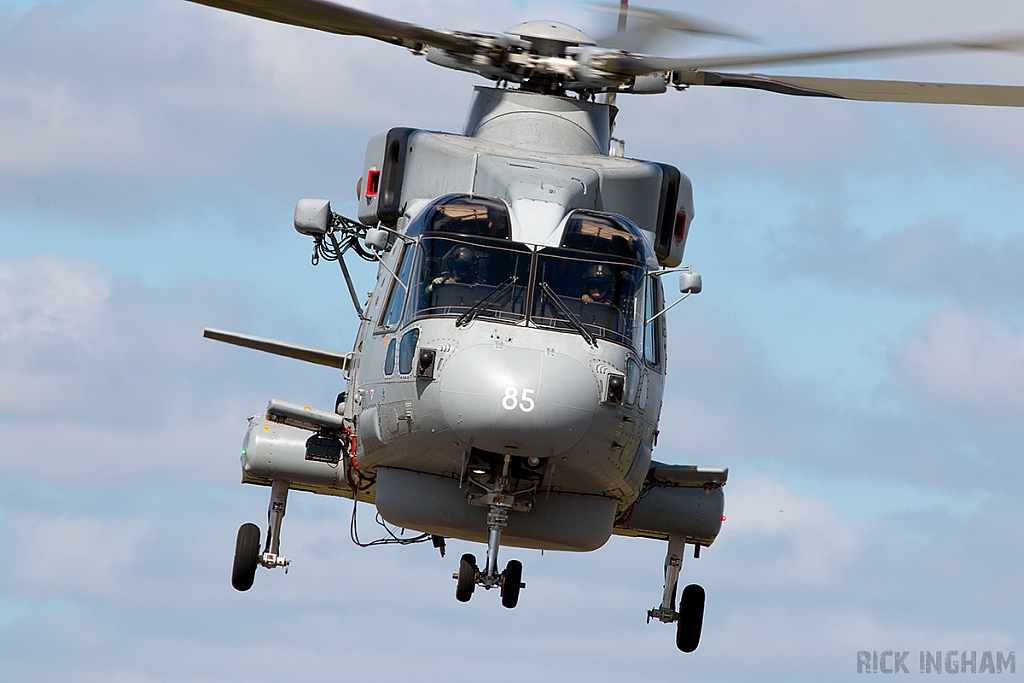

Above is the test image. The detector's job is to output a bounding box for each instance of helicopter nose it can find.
[438,344,598,456]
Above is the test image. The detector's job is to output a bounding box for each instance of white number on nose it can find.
[519,388,535,412]
[502,386,536,412]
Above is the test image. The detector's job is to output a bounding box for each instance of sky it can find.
[1,0,1023,680]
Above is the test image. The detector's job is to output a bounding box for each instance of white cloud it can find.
[714,476,860,589]
[7,513,151,598]
[0,255,109,343]
[777,213,1024,305]
[894,306,1024,416]
[0,254,345,481]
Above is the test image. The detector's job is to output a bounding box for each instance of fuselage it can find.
[233,89,723,552]
[234,86,706,551]
[348,209,667,511]
[332,87,699,550]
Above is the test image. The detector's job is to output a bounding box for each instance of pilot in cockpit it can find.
[428,246,483,292]
[581,264,615,305]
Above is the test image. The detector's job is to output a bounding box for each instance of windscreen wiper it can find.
[537,282,598,346]
[455,276,518,327]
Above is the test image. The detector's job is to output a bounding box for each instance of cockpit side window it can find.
[398,328,420,375]
[383,337,397,375]
[378,243,416,330]
[643,276,662,367]
[407,195,512,240]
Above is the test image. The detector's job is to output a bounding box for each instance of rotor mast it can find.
[463,86,611,155]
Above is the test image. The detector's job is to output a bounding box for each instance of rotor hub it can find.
[505,20,595,56]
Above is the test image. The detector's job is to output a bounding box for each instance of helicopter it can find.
[187,0,1024,654]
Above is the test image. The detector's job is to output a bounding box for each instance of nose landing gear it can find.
[452,455,529,607]
[647,534,706,652]
[452,549,526,609]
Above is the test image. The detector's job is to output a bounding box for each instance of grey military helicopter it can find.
[190,0,1024,653]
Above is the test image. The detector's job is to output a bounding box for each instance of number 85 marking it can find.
[502,387,536,412]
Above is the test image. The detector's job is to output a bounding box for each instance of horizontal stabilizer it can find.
[203,328,351,371]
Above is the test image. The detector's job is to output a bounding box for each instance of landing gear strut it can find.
[648,533,706,652]
[259,480,291,571]
[231,480,291,591]
[484,500,509,581]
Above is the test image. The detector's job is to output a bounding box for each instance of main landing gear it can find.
[648,534,706,653]
[232,480,291,591]
[453,454,528,607]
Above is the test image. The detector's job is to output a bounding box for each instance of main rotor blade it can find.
[588,3,753,49]
[604,33,1024,75]
[184,0,474,54]
[682,71,1024,107]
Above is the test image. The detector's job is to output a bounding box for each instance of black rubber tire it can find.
[455,553,477,603]
[231,523,261,592]
[500,559,523,609]
[676,584,706,653]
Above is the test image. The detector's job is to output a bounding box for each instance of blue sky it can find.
[2,0,1024,680]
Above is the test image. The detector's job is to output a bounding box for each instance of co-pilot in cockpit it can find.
[377,194,662,358]
[430,246,483,288]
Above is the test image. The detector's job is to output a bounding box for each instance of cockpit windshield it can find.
[387,197,657,350]
[528,211,651,346]
[408,237,532,324]
[531,251,645,347]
